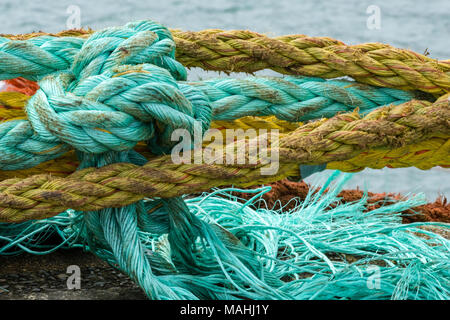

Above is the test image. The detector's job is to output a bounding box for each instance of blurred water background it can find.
[1,0,448,199]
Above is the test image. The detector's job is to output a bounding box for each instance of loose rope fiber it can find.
[228,178,450,224]
[1,27,449,94]
[1,173,449,299]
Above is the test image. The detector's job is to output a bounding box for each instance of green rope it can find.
[1,172,449,299]
[0,73,417,171]
[0,19,448,300]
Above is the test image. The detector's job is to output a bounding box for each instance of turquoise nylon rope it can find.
[0,20,421,171]
[0,75,416,170]
[2,19,297,299]
[0,19,448,300]
[0,21,185,81]
[187,76,416,121]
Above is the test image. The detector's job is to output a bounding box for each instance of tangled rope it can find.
[0,66,425,172]
[0,95,448,222]
[1,173,449,299]
[0,19,448,300]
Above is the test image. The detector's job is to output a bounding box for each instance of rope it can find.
[0,117,301,180]
[0,20,300,299]
[0,123,447,181]
[172,30,450,95]
[0,75,417,124]
[1,27,449,95]
[0,19,448,301]
[2,173,449,299]
[0,78,445,177]
[229,178,450,224]
[188,76,418,121]
[329,137,450,171]
[0,91,29,121]
[0,96,448,222]
[0,74,418,171]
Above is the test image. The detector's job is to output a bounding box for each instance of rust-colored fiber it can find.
[2,78,40,96]
[229,179,450,224]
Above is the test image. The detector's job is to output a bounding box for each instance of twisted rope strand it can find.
[0,21,449,301]
[1,28,449,94]
[187,76,417,121]
[0,75,416,122]
[0,98,448,222]
[0,117,448,181]
[0,74,416,171]
[173,30,450,95]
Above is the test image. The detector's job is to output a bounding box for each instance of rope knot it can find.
[24,20,211,155]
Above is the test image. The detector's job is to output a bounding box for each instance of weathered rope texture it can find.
[0,74,419,171]
[2,173,449,300]
[0,20,448,301]
[1,28,449,94]
[0,76,418,122]
[230,178,450,224]
[0,116,448,181]
[172,29,450,95]
[0,96,448,222]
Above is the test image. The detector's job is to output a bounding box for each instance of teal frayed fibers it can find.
[1,172,449,300]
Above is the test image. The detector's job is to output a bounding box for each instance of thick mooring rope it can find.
[0,96,448,222]
[1,27,449,95]
[0,127,447,182]
[0,79,446,175]
[0,20,448,300]
[0,76,419,122]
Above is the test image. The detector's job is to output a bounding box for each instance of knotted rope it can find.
[0,76,423,171]
[17,20,227,299]
[1,94,448,222]
[1,76,419,122]
[0,20,312,299]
